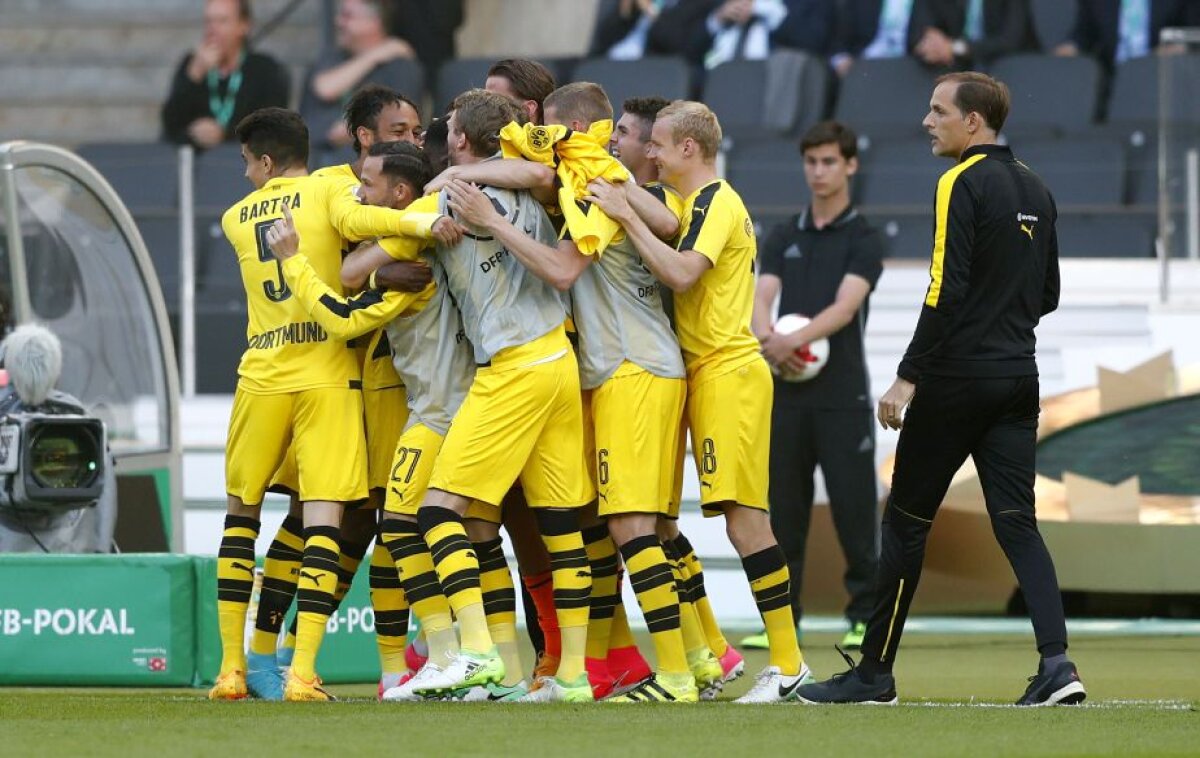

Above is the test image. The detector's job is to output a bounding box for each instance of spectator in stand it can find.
[699,0,837,69]
[1054,0,1200,73]
[589,0,720,63]
[830,0,922,77]
[387,0,465,79]
[910,0,1036,68]
[161,0,290,149]
[301,0,420,151]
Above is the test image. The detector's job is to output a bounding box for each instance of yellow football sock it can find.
[292,526,341,681]
[368,541,409,675]
[419,506,492,653]
[582,524,620,661]
[742,546,802,675]
[664,539,710,657]
[476,536,522,683]
[380,516,459,665]
[673,534,729,657]
[250,515,302,657]
[216,514,259,675]
[620,535,689,675]
[609,594,637,650]
[535,509,591,682]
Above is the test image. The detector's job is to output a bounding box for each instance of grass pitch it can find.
[3,632,1197,757]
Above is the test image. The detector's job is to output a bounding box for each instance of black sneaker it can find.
[1016,661,1086,706]
[795,647,898,705]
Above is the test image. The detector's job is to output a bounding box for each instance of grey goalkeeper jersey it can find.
[385,257,475,435]
[437,185,566,364]
[570,231,686,389]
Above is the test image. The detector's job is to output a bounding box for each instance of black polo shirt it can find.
[759,205,884,409]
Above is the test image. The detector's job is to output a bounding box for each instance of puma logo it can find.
[299,570,322,584]
[231,562,254,575]
[1020,223,1034,240]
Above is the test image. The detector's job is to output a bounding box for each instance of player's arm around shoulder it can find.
[585,179,711,293]
[426,159,556,206]
[444,178,589,291]
[266,205,426,339]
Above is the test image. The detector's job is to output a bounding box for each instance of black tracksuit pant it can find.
[769,399,880,625]
[860,374,1069,669]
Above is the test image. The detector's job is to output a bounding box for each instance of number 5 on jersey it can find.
[254,219,292,302]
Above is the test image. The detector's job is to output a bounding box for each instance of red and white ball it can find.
[771,314,829,383]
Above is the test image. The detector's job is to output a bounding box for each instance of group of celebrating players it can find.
[210,57,814,704]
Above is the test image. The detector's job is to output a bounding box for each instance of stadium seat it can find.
[873,213,933,259]
[1028,0,1075,51]
[704,54,829,139]
[856,138,943,207]
[1013,138,1125,206]
[571,57,690,119]
[704,60,768,138]
[723,136,808,214]
[834,58,940,141]
[77,141,179,213]
[132,215,182,313]
[194,300,247,394]
[1055,214,1155,257]
[434,57,494,114]
[991,54,1102,137]
[1106,54,1200,130]
[195,213,242,305]
[193,144,250,216]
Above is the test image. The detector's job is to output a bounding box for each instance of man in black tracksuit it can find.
[797,71,1087,707]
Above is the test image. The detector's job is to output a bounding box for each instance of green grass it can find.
[2,632,1197,757]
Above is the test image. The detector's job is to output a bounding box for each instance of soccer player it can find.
[263,142,496,701]
[245,85,434,699]
[209,107,441,702]
[797,72,1085,707]
[444,82,699,702]
[587,101,812,702]
[748,121,883,653]
[406,89,596,702]
[611,95,745,696]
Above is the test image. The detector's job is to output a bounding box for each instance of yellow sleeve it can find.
[320,176,441,241]
[378,233,424,261]
[279,254,426,340]
[678,192,733,266]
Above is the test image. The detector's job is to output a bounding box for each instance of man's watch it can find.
[952,39,969,58]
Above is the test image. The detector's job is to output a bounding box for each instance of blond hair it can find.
[544,82,613,127]
[658,100,722,161]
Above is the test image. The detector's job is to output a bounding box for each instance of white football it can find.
[771,314,829,382]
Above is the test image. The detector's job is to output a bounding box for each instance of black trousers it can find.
[768,400,880,624]
[860,375,1069,668]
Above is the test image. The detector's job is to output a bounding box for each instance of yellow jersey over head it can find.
[673,179,760,375]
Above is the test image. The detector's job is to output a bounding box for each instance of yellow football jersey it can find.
[673,179,760,376]
[221,174,438,393]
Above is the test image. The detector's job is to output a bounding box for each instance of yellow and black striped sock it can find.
[620,535,689,675]
[663,538,710,658]
[475,537,522,685]
[380,516,458,666]
[582,524,620,662]
[535,508,591,683]
[418,506,492,653]
[672,533,729,657]
[368,541,409,676]
[292,525,341,681]
[742,546,802,675]
[334,536,371,607]
[216,514,260,675]
[250,514,302,657]
[608,583,638,651]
